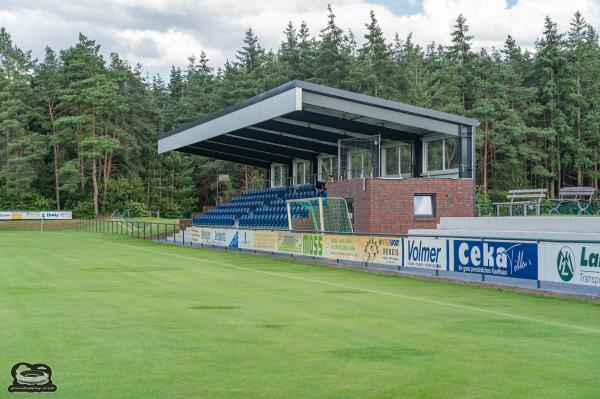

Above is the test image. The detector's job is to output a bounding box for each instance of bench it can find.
[493,189,547,216]
[549,186,597,215]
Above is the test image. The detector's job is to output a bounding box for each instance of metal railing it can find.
[476,202,600,217]
[79,219,184,244]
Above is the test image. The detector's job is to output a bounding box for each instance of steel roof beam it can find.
[206,136,316,160]
[189,142,292,165]
[282,110,419,140]
[232,129,338,155]
[178,146,271,168]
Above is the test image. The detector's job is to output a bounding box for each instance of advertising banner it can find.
[0,211,72,220]
[252,230,278,252]
[453,240,538,280]
[238,230,255,250]
[190,227,202,244]
[212,228,239,248]
[277,232,303,254]
[322,234,361,261]
[540,243,600,287]
[403,238,448,270]
[362,236,401,265]
[200,227,215,245]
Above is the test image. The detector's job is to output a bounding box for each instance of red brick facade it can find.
[327,178,474,234]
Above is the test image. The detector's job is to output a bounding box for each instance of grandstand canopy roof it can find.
[158,80,479,168]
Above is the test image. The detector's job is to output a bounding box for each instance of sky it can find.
[1,0,599,77]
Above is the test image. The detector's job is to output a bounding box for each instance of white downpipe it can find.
[286,202,293,231]
[318,196,325,233]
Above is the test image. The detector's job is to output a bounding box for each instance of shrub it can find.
[73,200,94,219]
[122,201,149,218]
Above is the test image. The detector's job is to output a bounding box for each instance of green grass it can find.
[128,216,180,224]
[1,231,600,398]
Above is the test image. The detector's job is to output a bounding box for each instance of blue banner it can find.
[453,240,538,280]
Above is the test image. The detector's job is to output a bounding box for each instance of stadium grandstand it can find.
[158,80,479,234]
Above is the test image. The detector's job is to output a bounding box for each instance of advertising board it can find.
[252,230,278,252]
[190,227,202,244]
[403,238,447,270]
[0,211,72,220]
[277,232,303,254]
[453,240,538,280]
[212,228,239,248]
[362,236,401,265]
[540,243,600,287]
[238,230,255,250]
[322,234,360,260]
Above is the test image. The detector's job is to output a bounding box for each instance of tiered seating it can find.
[193,184,326,229]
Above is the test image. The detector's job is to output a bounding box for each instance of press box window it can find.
[414,194,435,217]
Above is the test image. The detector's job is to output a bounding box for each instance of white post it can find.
[286,201,293,231]
[318,196,325,233]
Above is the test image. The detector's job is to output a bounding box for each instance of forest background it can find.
[1,6,598,217]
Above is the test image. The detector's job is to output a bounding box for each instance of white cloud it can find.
[115,28,225,68]
[1,0,599,77]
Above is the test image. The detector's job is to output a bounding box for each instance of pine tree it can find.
[350,10,398,98]
[448,14,474,110]
[533,16,568,195]
[280,22,300,78]
[314,5,350,87]
[36,47,64,208]
[0,28,46,197]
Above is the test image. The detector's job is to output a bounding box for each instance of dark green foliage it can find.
[1,7,600,213]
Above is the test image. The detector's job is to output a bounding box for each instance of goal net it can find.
[287,197,353,233]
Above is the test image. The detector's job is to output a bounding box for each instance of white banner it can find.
[238,230,254,250]
[403,237,448,270]
[212,228,239,248]
[540,242,600,287]
[190,227,202,244]
[0,211,72,220]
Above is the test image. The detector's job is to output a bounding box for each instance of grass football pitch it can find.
[1,231,600,398]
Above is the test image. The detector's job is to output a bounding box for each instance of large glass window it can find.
[425,137,459,174]
[384,146,399,176]
[293,160,311,185]
[444,137,459,170]
[401,145,412,175]
[318,156,338,181]
[427,139,443,172]
[383,143,412,177]
[348,150,373,179]
[271,164,289,187]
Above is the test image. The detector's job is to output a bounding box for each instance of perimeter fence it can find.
[79,220,600,297]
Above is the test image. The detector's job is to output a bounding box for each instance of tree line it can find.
[1,6,599,216]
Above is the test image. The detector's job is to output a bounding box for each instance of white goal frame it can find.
[285,196,353,233]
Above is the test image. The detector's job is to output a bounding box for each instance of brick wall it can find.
[327,178,474,234]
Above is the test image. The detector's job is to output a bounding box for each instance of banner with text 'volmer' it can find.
[403,238,448,270]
